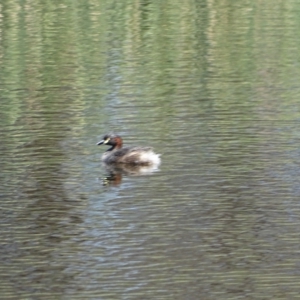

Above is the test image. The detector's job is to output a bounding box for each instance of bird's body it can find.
[97,134,160,166]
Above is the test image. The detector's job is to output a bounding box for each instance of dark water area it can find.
[1,1,300,299]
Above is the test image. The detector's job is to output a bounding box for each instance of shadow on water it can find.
[0,84,87,297]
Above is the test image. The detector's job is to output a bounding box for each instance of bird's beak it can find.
[97,137,110,145]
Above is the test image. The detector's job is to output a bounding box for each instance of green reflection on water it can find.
[1,0,300,299]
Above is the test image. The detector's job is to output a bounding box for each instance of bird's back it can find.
[102,146,160,165]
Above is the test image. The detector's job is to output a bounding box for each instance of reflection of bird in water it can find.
[97,134,161,186]
[102,162,160,186]
[97,134,161,165]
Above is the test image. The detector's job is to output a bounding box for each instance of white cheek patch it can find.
[104,138,110,144]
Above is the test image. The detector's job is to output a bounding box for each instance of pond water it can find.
[1,1,300,299]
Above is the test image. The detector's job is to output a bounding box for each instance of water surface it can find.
[1,0,300,299]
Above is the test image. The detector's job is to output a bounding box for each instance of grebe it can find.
[97,134,161,165]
